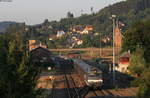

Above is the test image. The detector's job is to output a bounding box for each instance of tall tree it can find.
[67,12,74,18]
[122,19,150,98]
[122,19,150,64]
[0,25,40,98]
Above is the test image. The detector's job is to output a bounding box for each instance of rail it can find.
[65,74,80,98]
[64,75,72,98]
[51,79,56,98]
[69,75,80,98]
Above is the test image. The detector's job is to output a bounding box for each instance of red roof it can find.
[119,57,129,64]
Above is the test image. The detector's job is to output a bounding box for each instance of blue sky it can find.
[0,0,123,25]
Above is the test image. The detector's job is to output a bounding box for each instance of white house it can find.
[116,52,130,73]
[56,30,65,38]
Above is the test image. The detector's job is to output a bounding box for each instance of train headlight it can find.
[87,80,91,82]
[88,79,103,83]
[99,79,103,83]
[87,80,94,83]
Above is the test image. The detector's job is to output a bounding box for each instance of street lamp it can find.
[110,15,116,86]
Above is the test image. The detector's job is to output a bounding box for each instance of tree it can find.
[67,12,74,18]
[137,68,150,98]
[122,19,150,98]
[0,25,40,98]
[43,19,49,25]
[129,48,145,76]
[80,35,93,48]
[122,19,150,64]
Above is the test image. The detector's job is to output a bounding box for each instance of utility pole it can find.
[111,15,116,87]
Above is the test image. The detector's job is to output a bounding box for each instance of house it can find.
[49,34,57,40]
[30,47,53,65]
[81,29,89,34]
[70,35,83,47]
[116,52,130,73]
[29,40,47,51]
[70,25,93,35]
[71,25,83,33]
[77,40,83,45]
[85,25,93,31]
[102,37,111,43]
[56,30,65,38]
[80,25,93,34]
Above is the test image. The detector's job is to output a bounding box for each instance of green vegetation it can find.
[0,0,150,97]
[57,0,150,33]
[122,19,150,98]
[0,24,40,98]
[137,68,150,98]
[129,48,146,76]
[122,19,150,64]
[22,0,150,48]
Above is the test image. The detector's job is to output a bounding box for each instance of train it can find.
[72,59,103,89]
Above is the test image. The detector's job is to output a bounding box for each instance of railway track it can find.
[65,74,80,98]
[51,74,137,98]
[86,88,138,98]
[51,74,81,98]
[64,75,72,98]
[50,75,71,98]
[50,78,56,98]
[93,89,116,98]
[92,90,99,97]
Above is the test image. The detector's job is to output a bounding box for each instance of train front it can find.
[86,67,103,88]
[87,74,103,88]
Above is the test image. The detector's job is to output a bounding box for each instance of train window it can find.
[88,74,100,77]
[88,74,95,77]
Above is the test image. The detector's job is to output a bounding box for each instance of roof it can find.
[31,47,50,53]
[30,47,52,63]
[29,41,40,46]
[73,59,90,73]
[119,52,130,58]
[119,57,129,64]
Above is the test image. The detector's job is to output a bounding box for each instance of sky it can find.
[0,0,123,25]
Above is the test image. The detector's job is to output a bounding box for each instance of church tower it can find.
[114,21,122,48]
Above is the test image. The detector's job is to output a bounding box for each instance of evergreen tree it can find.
[0,25,40,98]
[122,19,150,98]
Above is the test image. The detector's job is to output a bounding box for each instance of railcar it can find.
[73,59,103,88]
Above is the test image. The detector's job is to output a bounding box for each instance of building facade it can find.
[114,26,122,48]
[116,52,130,73]
[29,40,47,51]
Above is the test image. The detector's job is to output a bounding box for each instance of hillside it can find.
[6,0,150,48]
[48,0,150,34]
[0,21,17,33]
